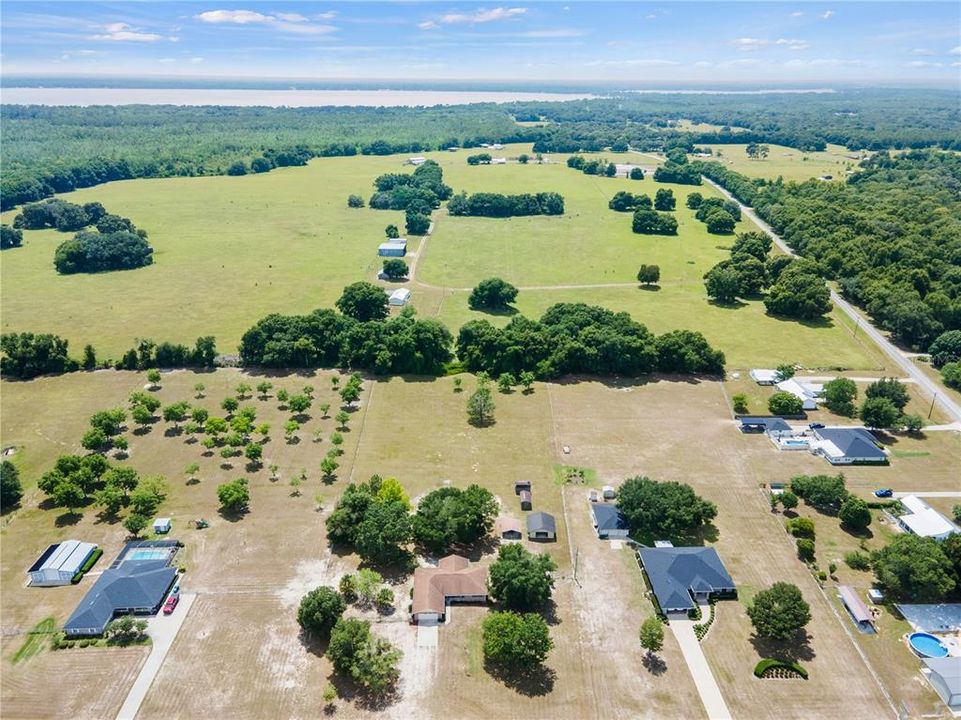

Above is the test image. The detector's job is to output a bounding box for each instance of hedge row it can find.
[754,658,808,679]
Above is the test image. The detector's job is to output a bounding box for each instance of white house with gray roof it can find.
[810,426,888,465]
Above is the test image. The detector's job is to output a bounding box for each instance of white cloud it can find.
[821,10,835,20]
[315,11,337,20]
[733,37,809,51]
[418,20,438,30]
[949,46,961,55]
[906,60,943,68]
[951,61,961,67]
[89,22,165,42]
[197,10,271,24]
[790,11,804,18]
[645,14,657,20]
[911,48,935,56]
[196,9,337,34]
[439,7,527,24]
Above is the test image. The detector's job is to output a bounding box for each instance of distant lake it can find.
[0,87,597,107]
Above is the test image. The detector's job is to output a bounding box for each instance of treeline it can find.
[368,160,450,235]
[457,303,725,377]
[566,155,617,177]
[447,191,564,218]
[0,332,218,380]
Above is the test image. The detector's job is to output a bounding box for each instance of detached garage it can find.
[28,540,98,587]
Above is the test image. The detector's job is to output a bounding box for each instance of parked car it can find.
[873,488,894,498]
[163,594,180,614]
[809,422,825,429]
[170,583,180,596]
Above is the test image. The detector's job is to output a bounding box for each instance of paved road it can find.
[116,593,196,720]
[701,176,961,425]
[669,612,733,720]
[893,491,961,499]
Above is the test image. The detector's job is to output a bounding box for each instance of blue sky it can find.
[1,1,958,85]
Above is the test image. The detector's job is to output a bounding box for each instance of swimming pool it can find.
[129,549,168,561]
[909,632,949,658]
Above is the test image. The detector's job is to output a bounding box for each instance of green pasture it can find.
[696,142,862,182]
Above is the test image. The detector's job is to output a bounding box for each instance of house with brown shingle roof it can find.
[411,555,487,625]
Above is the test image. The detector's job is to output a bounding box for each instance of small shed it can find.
[527,512,556,541]
[519,490,532,511]
[408,156,426,166]
[378,241,407,257]
[602,485,616,499]
[497,517,523,540]
[749,369,779,385]
[491,157,507,165]
[153,518,172,534]
[838,585,875,632]
[514,480,532,495]
[388,288,412,306]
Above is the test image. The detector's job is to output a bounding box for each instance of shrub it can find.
[768,391,803,416]
[731,393,748,413]
[796,538,816,562]
[786,516,815,538]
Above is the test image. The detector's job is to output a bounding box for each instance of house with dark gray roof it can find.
[63,542,178,636]
[638,547,736,614]
[810,427,887,465]
[527,512,556,541]
[590,502,630,539]
[738,416,792,435]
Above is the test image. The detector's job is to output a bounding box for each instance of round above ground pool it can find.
[909,632,949,658]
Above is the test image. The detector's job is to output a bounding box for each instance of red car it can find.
[163,594,179,615]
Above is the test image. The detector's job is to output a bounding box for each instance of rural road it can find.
[700,175,961,425]
[116,592,196,720]
[669,612,733,720]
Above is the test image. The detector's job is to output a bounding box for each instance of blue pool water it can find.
[783,440,808,446]
[909,632,949,658]
[130,549,167,561]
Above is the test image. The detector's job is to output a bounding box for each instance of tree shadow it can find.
[749,630,816,663]
[468,417,497,429]
[638,284,661,291]
[484,660,556,697]
[539,599,562,627]
[0,501,21,516]
[841,524,874,540]
[328,673,400,711]
[132,426,153,436]
[218,506,249,522]
[163,427,183,438]
[472,305,519,317]
[94,509,121,525]
[286,436,302,446]
[186,478,201,486]
[298,627,330,657]
[766,312,835,330]
[707,298,748,310]
[55,511,83,527]
[245,461,263,474]
[642,652,668,675]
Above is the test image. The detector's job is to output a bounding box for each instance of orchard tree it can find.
[747,582,811,640]
[221,397,239,416]
[336,281,389,322]
[146,369,161,389]
[123,513,149,537]
[467,380,496,426]
[256,381,273,399]
[217,478,250,513]
[519,371,535,394]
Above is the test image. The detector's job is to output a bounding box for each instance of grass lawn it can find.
[2,144,887,372]
[695,143,864,182]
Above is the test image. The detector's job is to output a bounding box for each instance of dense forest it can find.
[701,151,961,349]
[3,88,958,209]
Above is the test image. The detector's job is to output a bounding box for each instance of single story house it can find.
[153,517,172,534]
[775,378,823,411]
[497,516,523,540]
[490,143,504,150]
[897,495,959,541]
[527,512,556,542]
[411,555,487,624]
[28,540,98,587]
[64,540,179,636]
[514,480,531,495]
[638,546,736,614]
[810,426,887,465]
[749,368,780,385]
[591,502,630,539]
[519,490,532,511]
[408,156,426,166]
[838,585,875,632]
[739,416,792,435]
[388,288,412,306]
[923,657,961,711]
[378,241,407,257]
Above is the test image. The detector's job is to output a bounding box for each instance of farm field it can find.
[3,144,886,371]
[694,143,863,182]
[3,368,958,718]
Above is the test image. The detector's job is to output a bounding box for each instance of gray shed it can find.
[526,512,556,541]
[519,490,532,511]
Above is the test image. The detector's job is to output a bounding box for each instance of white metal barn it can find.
[28,540,97,587]
[388,288,412,306]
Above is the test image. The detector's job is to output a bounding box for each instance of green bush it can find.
[71,547,104,583]
[844,550,871,570]
[754,658,808,679]
[796,538,816,562]
[694,601,716,641]
[786,517,815,539]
